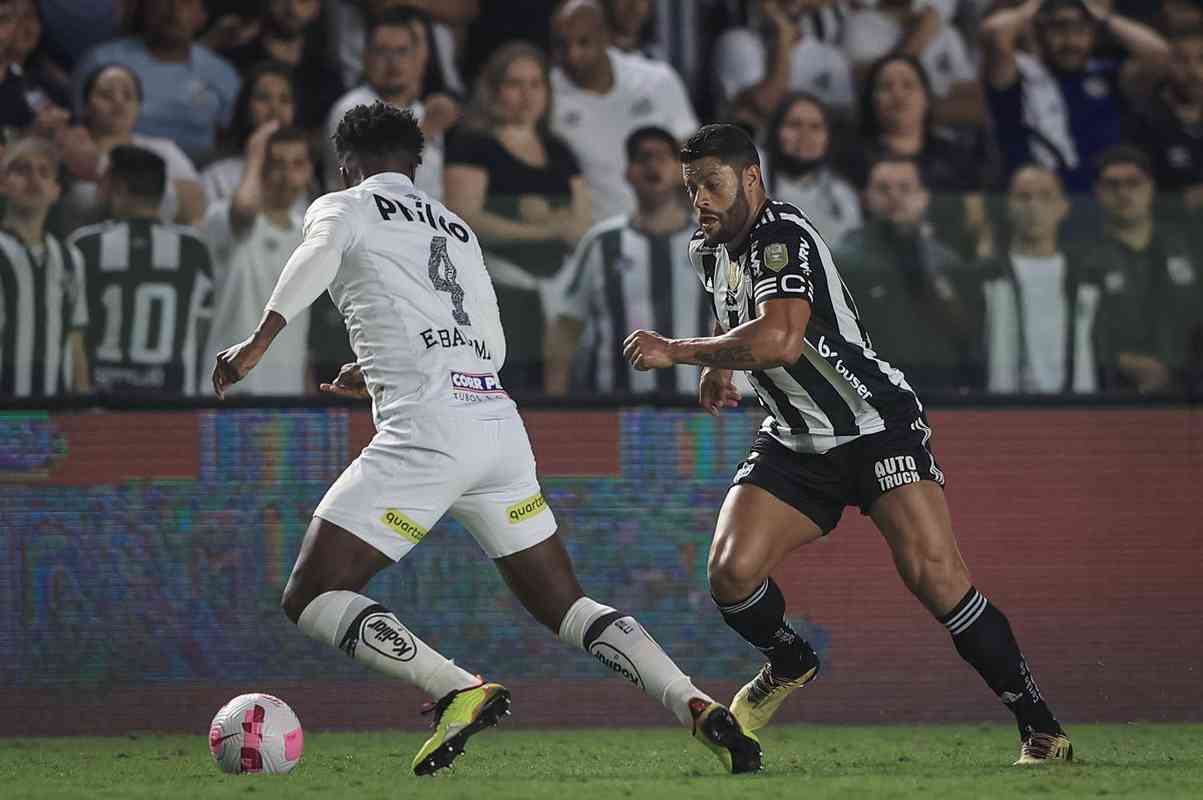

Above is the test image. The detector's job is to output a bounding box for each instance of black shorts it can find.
[731,418,946,534]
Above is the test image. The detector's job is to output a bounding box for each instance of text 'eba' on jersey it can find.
[689,199,924,454]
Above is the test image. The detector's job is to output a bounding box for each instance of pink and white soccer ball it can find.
[208,693,304,774]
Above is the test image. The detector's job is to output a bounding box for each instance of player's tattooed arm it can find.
[689,344,759,368]
[624,298,812,371]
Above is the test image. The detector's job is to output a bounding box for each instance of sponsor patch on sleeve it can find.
[382,509,429,544]
[764,242,789,272]
[506,493,548,524]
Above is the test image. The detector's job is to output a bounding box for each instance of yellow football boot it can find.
[1014,732,1074,765]
[412,682,511,776]
[730,662,819,732]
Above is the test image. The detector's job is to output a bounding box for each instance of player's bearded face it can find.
[684,158,752,246]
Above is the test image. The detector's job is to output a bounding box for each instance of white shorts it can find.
[315,411,557,560]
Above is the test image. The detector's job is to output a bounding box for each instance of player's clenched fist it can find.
[212,337,265,399]
[699,367,741,416]
[319,362,370,399]
[623,329,674,371]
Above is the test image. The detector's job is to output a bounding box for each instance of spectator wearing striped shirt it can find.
[548,126,709,396]
[0,137,89,397]
[70,145,214,396]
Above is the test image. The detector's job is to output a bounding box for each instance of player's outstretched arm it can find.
[319,362,370,399]
[212,310,287,398]
[212,194,354,398]
[624,297,811,372]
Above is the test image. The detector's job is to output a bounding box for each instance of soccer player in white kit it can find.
[211,102,761,776]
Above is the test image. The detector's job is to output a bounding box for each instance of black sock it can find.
[715,578,818,679]
[941,587,1062,738]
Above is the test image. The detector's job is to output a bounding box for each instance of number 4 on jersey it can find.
[428,236,470,326]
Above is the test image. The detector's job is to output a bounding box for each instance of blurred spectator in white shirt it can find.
[713,0,856,129]
[550,0,698,222]
[763,92,862,246]
[982,164,1098,394]
[205,127,314,396]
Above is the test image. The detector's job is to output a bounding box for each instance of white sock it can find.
[298,590,479,700]
[558,596,712,727]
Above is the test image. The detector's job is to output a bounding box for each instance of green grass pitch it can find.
[3,724,1201,799]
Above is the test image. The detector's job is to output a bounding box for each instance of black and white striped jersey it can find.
[0,229,88,398]
[558,216,712,394]
[689,199,923,454]
[69,218,214,396]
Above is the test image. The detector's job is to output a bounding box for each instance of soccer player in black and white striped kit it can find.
[624,124,1072,765]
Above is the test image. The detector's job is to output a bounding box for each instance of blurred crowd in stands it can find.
[1,0,1200,400]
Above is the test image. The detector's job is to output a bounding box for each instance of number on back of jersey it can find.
[428,236,470,326]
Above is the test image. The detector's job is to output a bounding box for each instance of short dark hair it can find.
[1096,146,1153,179]
[109,145,166,202]
[679,124,760,170]
[332,101,424,170]
[626,126,678,162]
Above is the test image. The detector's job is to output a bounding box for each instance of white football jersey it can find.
[266,173,512,427]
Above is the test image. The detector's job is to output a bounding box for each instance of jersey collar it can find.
[359,172,416,192]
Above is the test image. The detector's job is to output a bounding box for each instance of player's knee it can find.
[896,548,968,605]
[708,548,768,603]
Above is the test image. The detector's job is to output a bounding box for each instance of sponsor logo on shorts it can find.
[382,509,428,544]
[450,370,508,403]
[361,613,418,661]
[733,461,755,484]
[506,493,548,524]
[588,642,643,688]
[874,455,920,492]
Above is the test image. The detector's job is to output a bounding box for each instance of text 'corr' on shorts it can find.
[315,411,557,561]
[731,416,946,534]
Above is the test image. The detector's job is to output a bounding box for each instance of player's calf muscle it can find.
[281,518,391,623]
